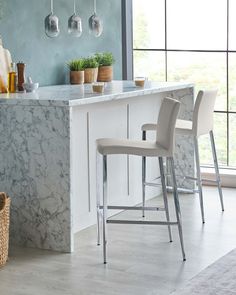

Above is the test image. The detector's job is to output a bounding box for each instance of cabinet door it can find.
[71,108,91,232]
[89,101,129,219]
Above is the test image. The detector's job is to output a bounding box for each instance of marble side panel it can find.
[0,105,72,252]
[167,87,195,189]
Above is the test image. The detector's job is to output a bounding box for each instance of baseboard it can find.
[201,167,236,188]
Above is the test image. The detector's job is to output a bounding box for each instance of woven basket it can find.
[0,192,10,267]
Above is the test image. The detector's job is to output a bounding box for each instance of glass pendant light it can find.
[88,0,103,37]
[45,0,60,38]
[68,0,82,37]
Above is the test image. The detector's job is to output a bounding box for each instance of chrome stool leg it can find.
[169,157,186,261]
[96,152,101,246]
[209,130,224,211]
[142,130,146,217]
[194,136,205,224]
[96,208,101,246]
[159,157,172,242]
[102,155,108,264]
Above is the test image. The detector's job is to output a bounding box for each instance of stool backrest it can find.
[192,90,218,136]
[156,97,180,155]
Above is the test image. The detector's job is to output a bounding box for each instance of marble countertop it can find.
[0,80,194,107]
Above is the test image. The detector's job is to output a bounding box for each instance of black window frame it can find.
[122,0,236,168]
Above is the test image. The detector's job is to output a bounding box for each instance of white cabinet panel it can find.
[71,108,90,232]
[89,102,129,217]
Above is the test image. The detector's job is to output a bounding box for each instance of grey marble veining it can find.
[0,81,194,107]
[0,104,73,252]
[167,87,195,189]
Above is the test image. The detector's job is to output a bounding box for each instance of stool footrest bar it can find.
[153,176,161,181]
[183,175,198,181]
[107,220,178,225]
[167,174,198,181]
[144,182,161,187]
[166,186,199,194]
[99,205,165,211]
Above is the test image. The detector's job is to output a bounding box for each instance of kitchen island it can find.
[0,81,194,252]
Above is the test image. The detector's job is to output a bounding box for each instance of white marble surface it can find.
[0,81,194,107]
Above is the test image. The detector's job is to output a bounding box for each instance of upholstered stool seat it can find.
[97,138,173,157]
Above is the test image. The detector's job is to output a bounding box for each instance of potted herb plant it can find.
[68,59,85,84]
[83,57,99,83]
[95,52,115,82]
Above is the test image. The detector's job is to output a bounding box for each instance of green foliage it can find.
[95,52,115,67]
[133,11,149,49]
[67,59,84,71]
[82,57,99,69]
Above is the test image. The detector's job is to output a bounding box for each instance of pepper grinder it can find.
[17,62,25,91]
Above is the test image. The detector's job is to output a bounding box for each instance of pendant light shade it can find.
[45,0,60,38]
[68,0,82,37]
[88,0,103,37]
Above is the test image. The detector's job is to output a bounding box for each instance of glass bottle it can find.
[0,75,7,93]
[8,62,17,93]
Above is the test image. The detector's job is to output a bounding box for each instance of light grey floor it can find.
[171,248,236,295]
[1,187,236,295]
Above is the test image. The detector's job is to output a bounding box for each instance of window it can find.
[132,0,236,167]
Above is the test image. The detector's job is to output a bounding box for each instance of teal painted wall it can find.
[0,0,122,86]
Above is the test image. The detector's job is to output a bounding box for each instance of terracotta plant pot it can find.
[70,71,84,84]
[84,68,98,83]
[97,65,113,82]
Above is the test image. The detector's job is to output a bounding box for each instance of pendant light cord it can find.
[94,0,97,14]
[51,0,54,14]
[74,0,76,14]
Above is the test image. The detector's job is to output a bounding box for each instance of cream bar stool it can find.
[96,97,186,264]
[142,90,224,224]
